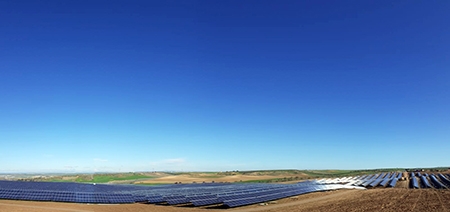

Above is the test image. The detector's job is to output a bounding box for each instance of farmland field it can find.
[38,169,406,184]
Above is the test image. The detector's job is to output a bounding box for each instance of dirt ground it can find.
[137,175,281,184]
[1,188,450,212]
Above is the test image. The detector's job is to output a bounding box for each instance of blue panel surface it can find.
[411,176,419,189]
[420,176,432,188]
[429,175,446,189]
[191,198,221,206]
[388,178,398,187]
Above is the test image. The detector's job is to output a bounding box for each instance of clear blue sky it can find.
[1,0,449,173]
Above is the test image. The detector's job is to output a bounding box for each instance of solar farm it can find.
[0,180,362,207]
[1,171,450,211]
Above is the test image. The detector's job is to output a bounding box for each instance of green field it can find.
[45,173,155,183]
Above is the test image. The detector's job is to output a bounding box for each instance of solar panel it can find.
[388,178,398,187]
[420,176,432,188]
[191,197,221,206]
[410,176,419,189]
[379,178,391,187]
[429,175,446,189]
[369,179,383,187]
[147,195,164,203]
[361,179,375,187]
[108,194,135,204]
[224,196,257,208]
[132,195,148,202]
[438,174,450,186]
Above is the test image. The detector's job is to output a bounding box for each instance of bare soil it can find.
[137,175,280,184]
[239,189,450,212]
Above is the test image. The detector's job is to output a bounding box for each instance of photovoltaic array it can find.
[319,172,449,190]
[0,180,361,207]
[0,172,446,208]
[408,172,450,189]
[317,172,403,188]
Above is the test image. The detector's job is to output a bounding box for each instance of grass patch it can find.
[76,174,154,183]
[45,173,156,183]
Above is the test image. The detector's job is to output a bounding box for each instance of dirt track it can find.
[1,188,450,212]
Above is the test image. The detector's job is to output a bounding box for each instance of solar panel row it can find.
[223,185,336,208]
[406,173,450,189]
[166,197,189,205]
[379,178,391,187]
[411,176,419,189]
[186,194,216,201]
[369,179,383,187]
[191,197,221,206]
[279,172,446,191]
[355,172,405,188]
[388,178,398,187]
[438,174,450,187]
[420,176,432,188]
[429,175,447,189]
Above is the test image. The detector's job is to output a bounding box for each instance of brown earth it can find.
[136,175,281,184]
[1,188,450,212]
